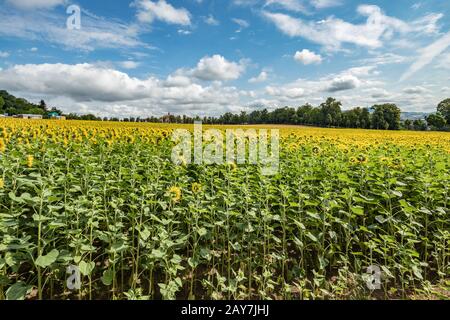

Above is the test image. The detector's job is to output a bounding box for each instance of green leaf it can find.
[197,227,207,237]
[35,249,59,268]
[351,206,364,216]
[6,282,33,300]
[101,270,114,286]
[79,261,95,276]
[305,232,318,243]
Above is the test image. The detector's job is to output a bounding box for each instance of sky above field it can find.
[0,0,449,118]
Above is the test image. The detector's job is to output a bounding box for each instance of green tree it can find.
[320,97,342,127]
[371,104,401,130]
[437,98,450,123]
[426,113,446,130]
[0,96,4,112]
[413,119,427,131]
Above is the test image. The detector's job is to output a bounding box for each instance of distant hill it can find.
[401,112,430,121]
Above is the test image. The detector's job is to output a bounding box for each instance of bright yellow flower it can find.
[168,186,182,203]
[27,155,34,168]
[0,178,4,189]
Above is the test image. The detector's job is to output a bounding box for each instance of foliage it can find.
[0,119,449,300]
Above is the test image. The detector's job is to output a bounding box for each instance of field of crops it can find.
[0,119,449,300]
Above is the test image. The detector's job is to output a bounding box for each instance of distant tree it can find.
[403,119,412,130]
[371,104,401,130]
[413,119,427,131]
[426,113,446,130]
[320,97,342,127]
[39,100,48,112]
[0,96,4,111]
[437,98,450,123]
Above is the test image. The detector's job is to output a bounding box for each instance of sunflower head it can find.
[27,155,34,168]
[167,186,182,203]
[312,146,321,155]
[191,183,202,194]
[0,178,4,189]
[389,158,404,170]
[357,154,369,164]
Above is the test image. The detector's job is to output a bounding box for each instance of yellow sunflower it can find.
[27,155,34,168]
[191,183,202,194]
[168,186,182,203]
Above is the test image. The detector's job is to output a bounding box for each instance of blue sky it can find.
[0,0,449,118]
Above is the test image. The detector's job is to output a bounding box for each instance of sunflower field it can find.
[0,119,449,300]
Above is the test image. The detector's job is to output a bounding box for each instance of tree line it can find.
[1,90,449,131]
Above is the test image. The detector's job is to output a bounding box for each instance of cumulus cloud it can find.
[0,63,247,116]
[266,86,305,99]
[294,49,323,65]
[188,55,247,81]
[5,0,66,10]
[0,51,10,58]
[325,75,360,92]
[249,71,269,83]
[403,86,428,94]
[134,0,191,26]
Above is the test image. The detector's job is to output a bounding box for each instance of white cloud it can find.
[401,31,450,81]
[232,18,250,32]
[0,7,145,51]
[0,63,246,117]
[134,0,191,26]
[310,0,342,9]
[0,51,10,58]
[264,0,308,13]
[325,74,360,92]
[30,47,39,52]
[188,55,247,81]
[5,0,65,10]
[178,29,192,35]
[262,5,440,51]
[119,61,140,69]
[403,86,428,94]
[360,53,408,65]
[266,86,305,99]
[249,71,268,83]
[204,15,219,26]
[294,49,322,65]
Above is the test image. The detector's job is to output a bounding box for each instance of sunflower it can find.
[389,158,404,170]
[312,146,321,155]
[0,178,4,189]
[227,162,237,171]
[357,154,369,164]
[349,156,358,165]
[191,183,202,194]
[168,186,182,203]
[27,155,34,168]
[0,138,5,153]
